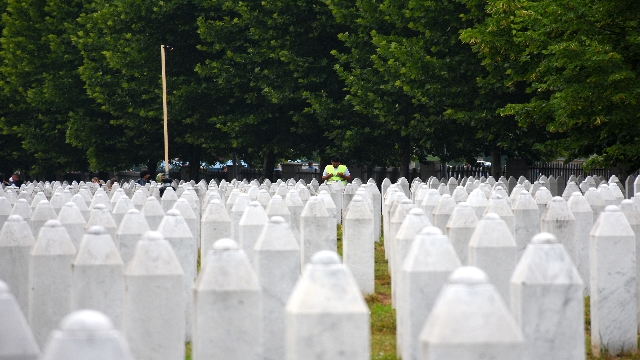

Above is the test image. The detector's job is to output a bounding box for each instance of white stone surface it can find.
[598,184,617,206]
[201,199,232,269]
[10,199,32,229]
[468,213,518,303]
[484,193,515,236]
[510,233,585,360]
[318,190,338,227]
[446,202,478,265]
[70,194,90,220]
[419,266,524,359]
[71,226,125,330]
[466,188,488,220]
[541,196,577,264]
[29,220,76,347]
[231,193,251,241]
[161,187,178,213]
[567,192,594,295]
[40,310,134,360]
[252,218,299,360]
[399,227,460,360]
[173,198,200,248]
[432,194,456,234]
[285,251,369,360]
[124,231,184,360]
[584,187,606,223]
[193,239,262,360]
[0,280,39,360]
[141,196,164,231]
[389,199,414,269]
[512,190,539,257]
[31,200,57,237]
[116,209,150,265]
[239,201,269,263]
[85,204,118,248]
[620,199,640,331]
[343,195,374,294]
[0,215,35,316]
[365,183,382,241]
[534,187,553,221]
[57,202,86,251]
[157,209,196,341]
[590,206,637,356]
[112,196,135,227]
[131,189,147,211]
[299,196,334,265]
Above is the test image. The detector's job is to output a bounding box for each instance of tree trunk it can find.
[188,145,202,182]
[262,150,276,182]
[491,146,502,179]
[399,136,411,178]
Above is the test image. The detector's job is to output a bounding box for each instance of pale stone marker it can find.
[343,195,374,294]
[598,184,617,206]
[70,194,90,220]
[85,204,118,247]
[124,231,184,360]
[534,186,553,221]
[562,181,582,201]
[446,202,478,264]
[299,196,334,265]
[512,190,539,257]
[117,209,150,265]
[161,186,179,213]
[620,199,640,330]
[112,196,135,227]
[567,192,594,295]
[285,251,369,360]
[432,194,456,233]
[253,218,299,360]
[173,198,200,247]
[40,310,134,360]
[318,190,338,226]
[399,227,460,360]
[0,280,39,360]
[388,199,415,275]
[193,239,262,360]
[468,213,518,302]
[31,200,57,237]
[419,266,524,359]
[57,202,86,250]
[71,226,125,330]
[230,193,251,241]
[89,193,110,211]
[29,220,76,346]
[131,189,147,211]
[590,205,637,356]
[585,187,606,223]
[484,193,515,236]
[10,199,32,229]
[284,189,304,243]
[511,233,585,360]
[541,196,577,264]
[157,209,195,341]
[0,215,35,317]
[141,196,164,230]
[365,183,382,241]
[466,188,488,219]
[200,199,232,269]
[239,201,269,263]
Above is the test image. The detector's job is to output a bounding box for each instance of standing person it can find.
[307,162,316,171]
[322,156,352,184]
[4,172,24,188]
[135,170,151,186]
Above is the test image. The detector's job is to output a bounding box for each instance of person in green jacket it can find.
[322,156,352,184]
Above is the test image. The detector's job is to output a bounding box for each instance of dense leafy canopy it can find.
[0,0,637,178]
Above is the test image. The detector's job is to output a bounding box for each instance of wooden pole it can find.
[161,45,169,174]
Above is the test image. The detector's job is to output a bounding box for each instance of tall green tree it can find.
[462,0,640,174]
[196,0,343,178]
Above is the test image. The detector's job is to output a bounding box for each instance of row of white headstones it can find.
[0,173,637,359]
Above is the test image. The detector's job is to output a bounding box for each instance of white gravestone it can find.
[584,187,606,223]
[112,196,135,227]
[431,194,456,234]
[285,189,304,243]
[541,197,577,265]
[84,204,118,248]
[510,233,585,360]
[484,193,515,236]
[285,251,369,360]
[10,199,32,229]
[0,280,39,360]
[253,217,300,360]
[468,213,518,303]
[57,202,86,250]
[193,239,262,360]
[131,189,147,211]
[512,190,539,257]
[71,226,125,329]
[200,199,231,269]
[142,196,165,230]
[343,195,374,294]
[30,200,57,237]
[239,201,269,263]
[0,215,35,316]
[567,192,593,295]
[446,202,478,265]
[590,205,637,356]
[230,193,251,241]
[173,198,200,248]
[419,266,524,359]
[620,199,640,331]
[466,188,488,219]
[29,220,76,347]
[124,231,184,360]
[40,310,134,360]
[399,227,460,360]
[70,193,90,220]
[299,196,334,265]
[116,209,150,265]
[161,186,178,213]
[157,209,196,341]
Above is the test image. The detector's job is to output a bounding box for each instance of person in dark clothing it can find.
[136,169,151,186]
[4,173,23,188]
